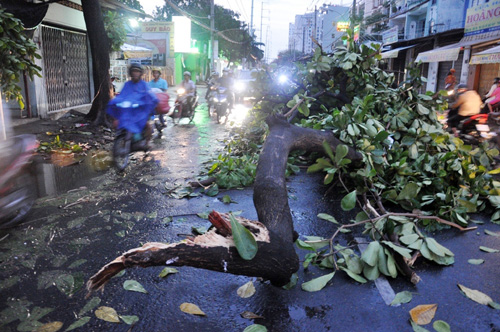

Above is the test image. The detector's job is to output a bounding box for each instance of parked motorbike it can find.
[213,86,231,123]
[0,134,38,229]
[172,88,198,124]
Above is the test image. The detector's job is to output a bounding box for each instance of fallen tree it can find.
[87,114,363,292]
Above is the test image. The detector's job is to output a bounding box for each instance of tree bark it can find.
[87,114,362,294]
[81,0,111,125]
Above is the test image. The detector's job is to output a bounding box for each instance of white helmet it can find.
[183,71,191,77]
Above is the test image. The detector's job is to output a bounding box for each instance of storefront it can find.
[462,1,500,96]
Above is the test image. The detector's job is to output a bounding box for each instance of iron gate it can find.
[41,26,90,113]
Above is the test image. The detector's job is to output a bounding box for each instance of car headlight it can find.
[234,81,245,92]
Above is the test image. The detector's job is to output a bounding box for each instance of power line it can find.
[164,0,246,44]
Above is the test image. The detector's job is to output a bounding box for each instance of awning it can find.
[415,43,461,63]
[121,43,153,59]
[470,45,500,65]
[381,45,415,59]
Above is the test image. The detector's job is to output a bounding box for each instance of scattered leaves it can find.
[458,284,493,305]
[237,281,256,298]
[35,321,63,332]
[391,291,413,306]
[120,315,139,325]
[240,311,264,320]
[179,303,206,316]
[243,324,267,332]
[479,246,499,253]
[409,304,437,325]
[230,214,258,260]
[468,259,485,265]
[159,267,178,278]
[433,320,451,332]
[301,272,335,292]
[64,317,90,331]
[123,280,148,293]
[95,306,120,323]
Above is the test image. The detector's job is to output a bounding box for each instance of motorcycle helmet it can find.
[128,63,143,76]
[494,77,500,84]
[152,68,161,75]
[183,71,191,77]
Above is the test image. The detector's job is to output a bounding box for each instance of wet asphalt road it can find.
[1,96,500,332]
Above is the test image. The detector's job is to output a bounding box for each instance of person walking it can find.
[444,68,456,91]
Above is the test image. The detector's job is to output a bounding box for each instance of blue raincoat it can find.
[107,80,159,134]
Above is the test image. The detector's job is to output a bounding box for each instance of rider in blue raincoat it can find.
[107,64,158,138]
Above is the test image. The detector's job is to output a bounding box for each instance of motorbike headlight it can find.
[447,90,454,96]
[234,81,245,92]
[177,88,186,94]
[214,97,220,102]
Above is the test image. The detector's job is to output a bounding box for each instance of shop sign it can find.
[415,47,460,63]
[464,1,500,36]
[353,25,360,41]
[140,22,174,33]
[337,21,349,32]
[382,26,398,45]
[470,52,500,64]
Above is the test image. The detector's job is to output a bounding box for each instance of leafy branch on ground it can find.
[205,31,500,285]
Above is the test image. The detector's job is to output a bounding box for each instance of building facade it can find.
[321,4,351,51]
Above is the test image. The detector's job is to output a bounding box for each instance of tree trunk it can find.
[87,114,363,294]
[81,0,111,125]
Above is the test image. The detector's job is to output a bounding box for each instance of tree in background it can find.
[152,0,261,66]
[273,49,306,66]
[0,8,41,109]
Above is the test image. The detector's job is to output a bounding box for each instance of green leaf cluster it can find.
[0,8,41,108]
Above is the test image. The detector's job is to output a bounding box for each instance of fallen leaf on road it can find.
[433,320,451,332]
[119,315,139,325]
[237,281,256,298]
[179,303,206,316]
[79,297,101,316]
[123,280,148,293]
[159,267,178,278]
[391,291,413,306]
[467,259,485,265]
[301,272,335,292]
[409,304,437,325]
[243,324,267,332]
[484,230,500,237]
[458,284,493,305]
[479,246,499,253]
[489,301,500,310]
[240,311,264,319]
[410,320,430,331]
[35,321,63,332]
[64,317,90,331]
[95,306,120,323]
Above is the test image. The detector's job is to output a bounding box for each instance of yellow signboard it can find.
[464,2,500,36]
[140,22,174,33]
[337,22,349,32]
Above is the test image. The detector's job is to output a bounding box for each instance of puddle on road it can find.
[34,150,112,198]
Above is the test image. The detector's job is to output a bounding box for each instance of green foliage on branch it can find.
[102,11,127,52]
[209,31,500,284]
[0,8,41,108]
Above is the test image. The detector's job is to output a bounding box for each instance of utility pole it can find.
[314,5,317,51]
[250,0,254,37]
[210,0,214,72]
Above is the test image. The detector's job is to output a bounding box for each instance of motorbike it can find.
[212,86,231,124]
[109,100,153,172]
[0,134,38,229]
[454,111,500,146]
[172,88,198,124]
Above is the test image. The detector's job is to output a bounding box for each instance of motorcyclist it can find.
[205,71,219,100]
[447,83,482,137]
[106,63,158,146]
[149,68,169,131]
[485,77,500,112]
[179,71,196,116]
[215,68,235,109]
